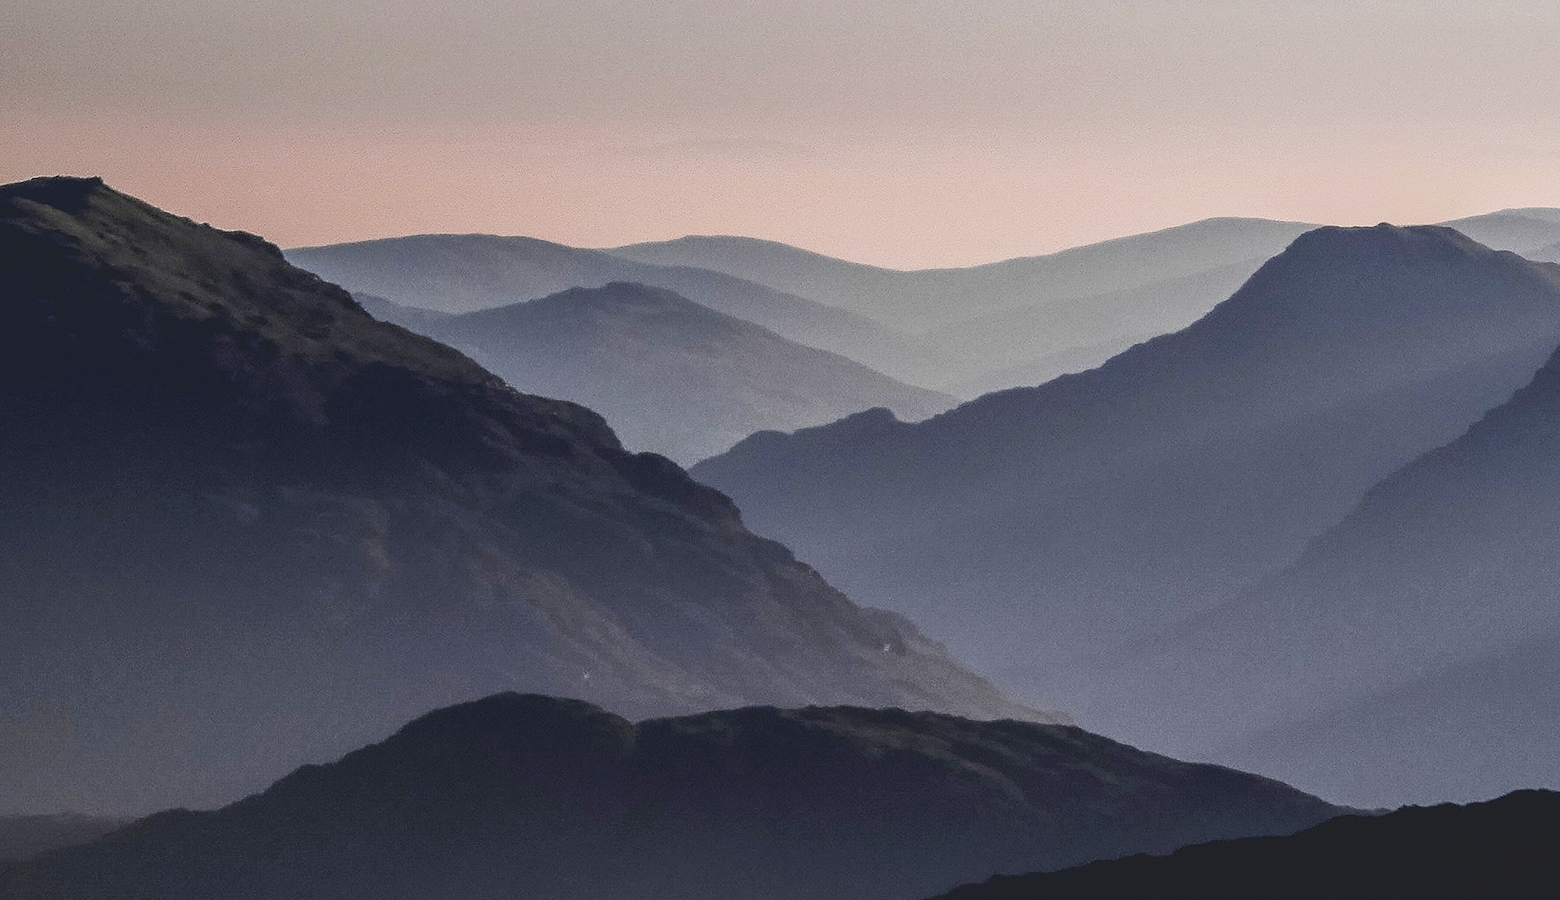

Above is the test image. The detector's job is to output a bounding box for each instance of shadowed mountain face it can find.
[1116,335,1560,805]
[691,226,1560,724]
[0,694,1343,900]
[0,176,1037,814]
[930,790,1560,900]
[365,282,953,464]
[285,235,952,388]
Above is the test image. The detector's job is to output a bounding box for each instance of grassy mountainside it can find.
[0,176,1037,813]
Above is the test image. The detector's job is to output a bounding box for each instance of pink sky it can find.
[8,1,1560,269]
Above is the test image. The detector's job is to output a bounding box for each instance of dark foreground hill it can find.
[374,282,953,463]
[0,176,1035,813]
[0,817,129,864]
[0,694,1343,900]
[692,225,1560,725]
[931,790,1560,900]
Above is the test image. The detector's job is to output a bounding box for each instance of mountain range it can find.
[931,790,1560,900]
[690,224,1560,775]
[299,210,1560,400]
[354,281,953,463]
[285,234,951,387]
[609,218,1319,331]
[0,693,1343,900]
[0,176,1033,814]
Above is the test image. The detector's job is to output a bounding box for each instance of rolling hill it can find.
[0,694,1342,900]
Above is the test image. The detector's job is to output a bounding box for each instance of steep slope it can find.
[0,694,1343,900]
[0,176,1037,814]
[285,235,949,386]
[1118,334,1560,804]
[387,282,953,463]
[691,226,1560,722]
[931,790,1560,900]
[609,218,1316,331]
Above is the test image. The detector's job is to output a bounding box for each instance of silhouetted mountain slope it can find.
[370,282,953,463]
[931,790,1559,900]
[0,817,129,863]
[0,176,1036,814]
[286,235,950,386]
[691,225,1560,722]
[931,258,1270,391]
[1116,334,1560,805]
[610,218,1315,332]
[0,694,1343,900]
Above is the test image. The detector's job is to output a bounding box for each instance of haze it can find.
[7,0,1560,267]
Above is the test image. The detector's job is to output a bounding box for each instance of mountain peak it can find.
[0,174,110,211]
[1280,222,1490,260]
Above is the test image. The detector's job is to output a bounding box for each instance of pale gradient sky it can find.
[6,0,1560,268]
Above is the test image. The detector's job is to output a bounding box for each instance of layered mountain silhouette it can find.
[932,258,1270,395]
[360,281,953,463]
[1438,210,1560,256]
[691,225,1560,727]
[615,213,1560,395]
[613,220,1317,393]
[931,790,1560,900]
[0,176,1035,814]
[1115,330,1560,804]
[610,218,1316,331]
[0,693,1342,900]
[286,234,950,386]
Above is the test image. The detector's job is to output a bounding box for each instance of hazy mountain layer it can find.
[931,257,1271,392]
[285,234,951,387]
[1437,210,1560,255]
[1114,333,1560,804]
[691,226,1560,724]
[610,218,1316,331]
[0,694,1342,900]
[615,213,1560,395]
[367,281,954,463]
[0,176,1037,814]
[931,790,1559,900]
